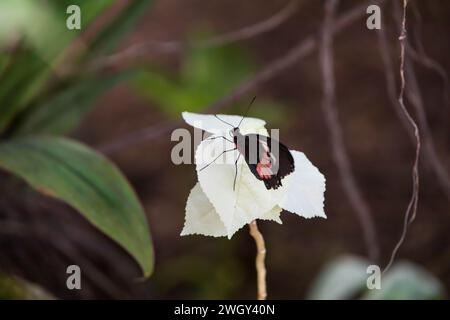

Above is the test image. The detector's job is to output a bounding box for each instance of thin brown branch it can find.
[98,0,385,154]
[248,221,267,300]
[403,4,450,200]
[383,0,421,275]
[93,0,300,70]
[405,59,450,200]
[98,120,180,153]
[319,0,379,263]
[379,5,450,201]
[377,22,416,143]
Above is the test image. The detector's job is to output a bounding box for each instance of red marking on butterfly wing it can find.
[242,134,295,190]
[256,151,273,179]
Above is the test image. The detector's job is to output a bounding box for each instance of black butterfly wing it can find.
[240,134,295,190]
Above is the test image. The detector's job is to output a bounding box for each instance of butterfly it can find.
[200,97,295,190]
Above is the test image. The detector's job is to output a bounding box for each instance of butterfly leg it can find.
[205,135,233,144]
[199,147,237,171]
[233,153,241,191]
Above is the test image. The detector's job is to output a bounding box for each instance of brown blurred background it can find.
[0,0,449,299]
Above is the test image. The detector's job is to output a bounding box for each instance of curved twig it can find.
[377,21,416,143]
[383,0,421,275]
[379,3,450,201]
[405,60,450,200]
[93,0,300,70]
[98,0,385,153]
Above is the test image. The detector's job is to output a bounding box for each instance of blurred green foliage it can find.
[134,36,290,126]
[307,255,369,300]
[13,71,135,136]
[85,0,153,60]
[308,255,446,300]
[135,41,254,116]
[362,262,445,300]
[0,272,54,300]
[0,0,116,133]
[0,0,155,277]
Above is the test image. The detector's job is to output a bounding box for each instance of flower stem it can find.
[248,220,267,300]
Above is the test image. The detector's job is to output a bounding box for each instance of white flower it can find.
[181,112,326,239]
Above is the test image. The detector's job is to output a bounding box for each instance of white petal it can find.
[182,112,266,135]
[196,137,285,238]
[181,183,227,237]
[280,151,326,219]
[260,206,283,224]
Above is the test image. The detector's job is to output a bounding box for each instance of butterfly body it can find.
[232,128,294,190]
[199,98,295,191]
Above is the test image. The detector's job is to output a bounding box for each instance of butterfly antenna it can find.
[214,115,235,128]
[237,96,256,128]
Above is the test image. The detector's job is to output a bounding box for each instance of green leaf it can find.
[307,255,369,300]
[13,71,135,136]
[86,0,153,59]
[362,262,445,300]
[0,52,49,134]
[0,136,154,277]
[0,0,116,134]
